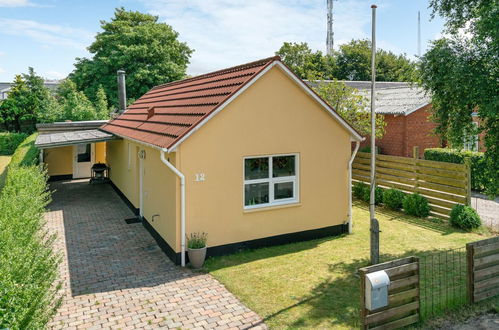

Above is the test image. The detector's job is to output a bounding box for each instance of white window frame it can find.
[463,122,479,151]
[243,153,299,210]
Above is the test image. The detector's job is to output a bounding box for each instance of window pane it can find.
[245,158,269,180]
[274,182,294,200]
[77,144,91,163]
[273,156,295,177]
[245,183,269,206]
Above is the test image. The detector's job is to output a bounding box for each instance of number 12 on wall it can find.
[195,173,205,182]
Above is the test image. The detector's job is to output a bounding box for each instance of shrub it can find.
[359,146,381,154]
[424,148,488,193]
[0,135,60,329]
[9,133,39,168]
[383,188,405,210]
[0,132,28,155]
[187,232,208,249]
[353,181,369,200]
[449,204,481,230]
[403,193,431,218]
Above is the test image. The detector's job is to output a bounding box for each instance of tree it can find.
[94,85,110,120]
[0,68,53,132]
[69,8,193,108]
[311,78,385,138]
[276,42,335,79]
[56,80,97,121]
[420,0,498,196]
[335,39,418,81]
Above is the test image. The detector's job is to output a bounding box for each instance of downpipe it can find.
[348,141,361,233]
[160,149,186,267]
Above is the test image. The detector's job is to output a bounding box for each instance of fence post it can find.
[464,158,471,206]
[413,146,419,194]
[413,146,420,159]
[466,243,474,304]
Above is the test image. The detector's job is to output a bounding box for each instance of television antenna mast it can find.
[417,11,421,57]
[326,0,336,55]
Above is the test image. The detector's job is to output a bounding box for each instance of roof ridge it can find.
[152,56,280,91]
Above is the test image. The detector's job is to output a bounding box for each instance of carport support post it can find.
[369,4,380,265]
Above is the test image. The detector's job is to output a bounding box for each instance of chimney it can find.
[117,69,127,113]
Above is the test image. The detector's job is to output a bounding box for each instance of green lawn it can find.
[205,200,495,329]
[0,155,11,190]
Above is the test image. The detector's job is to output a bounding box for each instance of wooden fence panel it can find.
[467,236,499,303]
[359,257,420,329]
[352,151,470,219]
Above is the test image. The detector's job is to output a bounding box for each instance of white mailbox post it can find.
[365,270,390,311]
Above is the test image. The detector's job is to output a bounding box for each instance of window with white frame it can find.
[244,154,298,209]
[463,122,479,151]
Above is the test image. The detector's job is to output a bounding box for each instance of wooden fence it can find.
[352,149,471,219]
[467,236,499,303]
[359,257,420,329]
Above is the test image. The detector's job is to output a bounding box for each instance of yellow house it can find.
[36,57,363,266]
[100,56,362,266]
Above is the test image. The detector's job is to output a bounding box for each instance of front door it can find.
[73,143,95,178]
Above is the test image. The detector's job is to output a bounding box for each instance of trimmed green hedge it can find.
[0,132,28,155]
[424,148,488,192]
[0,133,61,329]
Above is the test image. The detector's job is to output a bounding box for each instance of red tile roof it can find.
[101,56,279,149]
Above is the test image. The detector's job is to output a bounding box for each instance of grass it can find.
[0,155,12,189]
[204,200,495,329]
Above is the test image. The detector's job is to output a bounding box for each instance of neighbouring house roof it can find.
[101,56,363,150]
[35,129,118,149]
[306,80,431,116]
[37,120,109,133]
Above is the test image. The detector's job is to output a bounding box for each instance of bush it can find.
[383,188,405,210]
[403,193,431,218]
[424,148,488,192]
[450,204,481,230]
[9,133,39,168]
[0,132,28,155]
[353,181,369,200]
[359,146,381,154]
[0,135,60,329]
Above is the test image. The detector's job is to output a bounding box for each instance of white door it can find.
[73,143,95,179]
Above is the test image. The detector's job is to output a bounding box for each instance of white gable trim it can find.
[167,60,362,151]
[403,102,431,116]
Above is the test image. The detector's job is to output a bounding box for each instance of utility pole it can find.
[417,11,421,57]
[370,4,380,265]
[326,0,335,55]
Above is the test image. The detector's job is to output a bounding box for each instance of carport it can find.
[35,128,119,180]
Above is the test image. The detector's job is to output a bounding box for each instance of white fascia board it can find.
[103,130,164,151]
[168,60,363,151]
[404,102,431,116]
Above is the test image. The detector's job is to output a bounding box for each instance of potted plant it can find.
[187,232,208,269]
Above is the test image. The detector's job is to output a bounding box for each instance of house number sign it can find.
[195,173,205,182]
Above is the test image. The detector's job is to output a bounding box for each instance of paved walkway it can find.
[471,192,499,231]
[46,180,265,329]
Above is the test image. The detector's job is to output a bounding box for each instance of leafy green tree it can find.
[56,80,97,121]
[0,68,54,132]
[94,85,110,120]
[311,77,385,138]
[276,42,335,79]
[69,8,193,107]
[420,0,498,196]
[335,39,418,81]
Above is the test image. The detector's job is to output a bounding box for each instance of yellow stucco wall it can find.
[106,139,178,250]
[95,142,106,163]
[179,65,352,249]
[44,146,72,176]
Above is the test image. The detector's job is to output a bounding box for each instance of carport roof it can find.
[35,129,118,149]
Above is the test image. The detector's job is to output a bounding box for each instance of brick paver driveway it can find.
[46,180,265,329]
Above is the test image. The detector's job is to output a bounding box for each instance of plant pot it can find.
[187,246,207,269]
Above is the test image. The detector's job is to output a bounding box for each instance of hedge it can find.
[0,133,61,329]
[0,132,28,155]
[424,148,488,192]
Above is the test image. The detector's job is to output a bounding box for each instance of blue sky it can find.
[0,0,444,82]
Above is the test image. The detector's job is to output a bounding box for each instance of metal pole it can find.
[117,69,127,113]
[418,11,421,57]
[370,4,380,265]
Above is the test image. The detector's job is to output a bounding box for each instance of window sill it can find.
[243,202,301,213]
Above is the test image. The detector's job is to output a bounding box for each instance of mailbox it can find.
[365,270,390,311]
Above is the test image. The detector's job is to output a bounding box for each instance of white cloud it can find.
[0,67,5,73]
[139,0,372,75]
[0,0,45,7]
[0,18,93,49]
